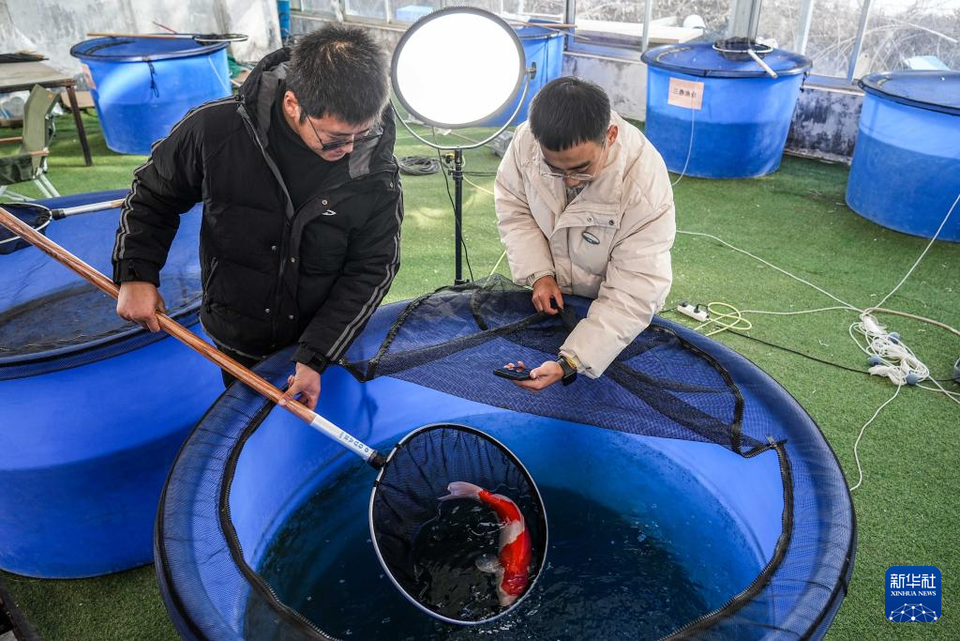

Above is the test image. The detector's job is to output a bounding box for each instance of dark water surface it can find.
[258,456,734,640]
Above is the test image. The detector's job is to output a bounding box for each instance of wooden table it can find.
[0,60,93,166]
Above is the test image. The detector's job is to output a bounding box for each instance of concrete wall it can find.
[785,84,862,163]
[562,52,648,121]
[0,0,281,79]
[293,14,864,162]
[291,12,404,49]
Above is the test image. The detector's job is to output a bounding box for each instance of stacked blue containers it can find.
[642,43,810,179]
[70,37,232,155]
[846,71,960,242]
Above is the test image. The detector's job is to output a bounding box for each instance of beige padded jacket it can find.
[494,111,676,378]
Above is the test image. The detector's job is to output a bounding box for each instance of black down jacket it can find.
[112,48,402,372]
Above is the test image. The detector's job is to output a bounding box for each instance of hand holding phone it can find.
[493,361,531,381]
[493,366,531,381]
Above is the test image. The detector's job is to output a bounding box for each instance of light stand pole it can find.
[396,76,532,284]
[390,7,535,285]
[453,149,465,284]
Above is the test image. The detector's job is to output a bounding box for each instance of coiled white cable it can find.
[849,313,930,386]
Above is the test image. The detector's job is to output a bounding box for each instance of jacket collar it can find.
[236,48,398,184]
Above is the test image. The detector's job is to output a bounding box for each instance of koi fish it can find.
[440,481,531,607]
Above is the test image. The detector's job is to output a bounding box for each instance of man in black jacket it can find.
[114,25,402,410]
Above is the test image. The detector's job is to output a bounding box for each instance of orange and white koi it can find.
[440,481,531,607]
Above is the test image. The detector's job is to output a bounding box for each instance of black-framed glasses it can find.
[305,116,383,152]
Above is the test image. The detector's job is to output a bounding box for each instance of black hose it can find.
[398,156,441,176]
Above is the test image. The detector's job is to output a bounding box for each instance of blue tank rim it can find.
[0,307,201,378]
[70,36,229,62]
[642,42,811,78]
[859,70,960,117]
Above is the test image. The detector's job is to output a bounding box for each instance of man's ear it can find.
[607,124,619,146]
[283,90,300,121]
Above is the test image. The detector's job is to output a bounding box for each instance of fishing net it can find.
[370,424,547,624]
[343,275,757,455]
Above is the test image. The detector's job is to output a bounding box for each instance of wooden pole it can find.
[0,204,383,465]
[87,32,195,39]
[86,32,247,42]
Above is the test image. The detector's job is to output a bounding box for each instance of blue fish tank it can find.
[153,277,856,640]
[846,71,960,242]
[0,192,222,578]
[642,41,811,179]
[70,36,231,155]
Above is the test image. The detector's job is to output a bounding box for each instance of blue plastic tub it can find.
[277,1,292,42]
[481,24,564,127]
[846,71,960,242]
[155,281,855,640]
[70,37,231,155]
[0,191,222,578]
[642,43,811,178]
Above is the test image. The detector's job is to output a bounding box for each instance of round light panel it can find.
[392,8,526,129]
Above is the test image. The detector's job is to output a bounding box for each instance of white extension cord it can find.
[851,313,930,386]
[676,190,960,492]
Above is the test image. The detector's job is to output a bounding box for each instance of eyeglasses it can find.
[539,141,608,181]
[304,115,383,152]
[540,165,599,181]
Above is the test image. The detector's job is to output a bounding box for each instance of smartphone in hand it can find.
[493,366,531,381]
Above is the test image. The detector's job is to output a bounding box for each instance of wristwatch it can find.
[556,354,578,386]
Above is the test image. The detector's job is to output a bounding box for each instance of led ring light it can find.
[392,7,527,129]
[391,7,533,284]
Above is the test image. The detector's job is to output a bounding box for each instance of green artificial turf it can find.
[1,109,957,640]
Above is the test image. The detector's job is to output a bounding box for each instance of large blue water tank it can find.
[642,43,810,179]
[0,191,222,578]
[846,71,960,242]
[481,23,564,127]
[70,37,231,155]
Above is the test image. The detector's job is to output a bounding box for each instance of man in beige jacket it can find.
[494,77,675,390]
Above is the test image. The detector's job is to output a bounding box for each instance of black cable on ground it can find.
[722,330,873,375]
[398,156,440,176]
[664,309,960,383]
[723,329,958,383]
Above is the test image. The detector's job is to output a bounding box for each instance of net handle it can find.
[747,48,778,79]
[50,198,126,220]
[0,205,382,467]
[711,40,778,78]
[1,199,129,255]
[87,32,249,43]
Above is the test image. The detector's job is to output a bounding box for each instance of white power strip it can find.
[677,302,709,322]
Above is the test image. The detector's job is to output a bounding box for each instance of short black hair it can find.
[285,24,389,125]
[529,77,611,151]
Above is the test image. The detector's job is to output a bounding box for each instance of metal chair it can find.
[0,84,60,201]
